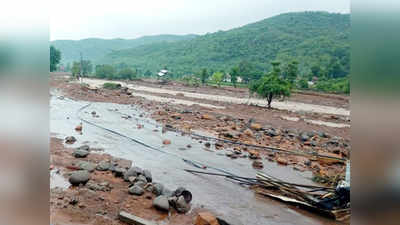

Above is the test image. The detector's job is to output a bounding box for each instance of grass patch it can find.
[103,82,121,90]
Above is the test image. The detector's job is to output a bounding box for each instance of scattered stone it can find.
[186,144,192,148]
[113,167,126,177]
[265,128,278,137]
[96,161,111,171]
[75,123,83,132]
[129,185,145,196]
[172,196,191,213]
[77,161,96,172]
[215,142,224,148]
[299,133,309,142]
[143,169,152,182]
[153,195,170,211]
[77,145,90,151]
[152,183,164,196]
[195,212,219,225]
[176,93,185,97]
[163,139,171,145]
[201,114,212,120]
[124,166,143,181]
[73,149,89,158]
[248,150,260,159]
[276,157,288,166]
[171,113,182,120]
[244,129,254,137]
[65,136,77,144]
[204,142,211,148]
[252,160,264,169]
[69,170,90,186]
[250,123,262,131]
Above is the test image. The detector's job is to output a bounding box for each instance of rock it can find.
[69,170,90,186]
[152,183,164,196]
[204,142,211,148]
[195,212,219,225]
[96,161,111,171]
[248,150,260,159]
[252,160,264,169]
[276,157,288,165]
[135,175,148,183]
[78,145,90,151]
[77,161,96,172]
[73,149,89,158]
[163,139,171,145]
[75,123,83,131]
[171,113,182,120]
[129,185,144,196]
[143,169,152,182]
[250,123,262,131]
[173,196,191,213]
[153,196,170,211]
[201,114,213,120]
[124,166,143,181]
[87,181,112,192]
[299,133,309,142]
[113,167,126,177]
[243,129,254,137]
[65,136,76,144]
[162,187,173,197]
[186,144,192,148]
[176,93,185,97]
[265,128,278,137]
[172,187,192,203]
[318,131,329,138]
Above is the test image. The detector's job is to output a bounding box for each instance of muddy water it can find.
[80,78,350,116]
[50,96,343,225]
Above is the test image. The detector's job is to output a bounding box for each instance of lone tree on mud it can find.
[249,61,291,109]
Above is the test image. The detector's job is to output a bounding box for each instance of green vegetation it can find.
[103,82,121,90]
[70,60,93,77]
[101,12,349,81]
[250,62,291,108]
[314,77,350,94]
[200,68,209,85]
[211,72,224,87]
[51,35,198,65]
[50,46,61,72]
[95,64,115,79]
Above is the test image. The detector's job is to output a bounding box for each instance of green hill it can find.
[101,11,350,78]
[51,34,198,65]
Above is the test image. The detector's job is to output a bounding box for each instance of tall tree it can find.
[284,60,299,84]
[211,72,224,87]
[230,66,239,88]
[50,46,61,72]
[249,62,291,108]
[200,68,208,85]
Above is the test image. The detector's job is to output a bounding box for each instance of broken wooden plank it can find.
[118,211,157,225]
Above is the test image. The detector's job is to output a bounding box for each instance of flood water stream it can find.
[50,94,343,225]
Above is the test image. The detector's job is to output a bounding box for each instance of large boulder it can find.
[77,161,96,172]
[153,196,170,211]
[124,166,143,181]
[73,149,89,158]
[129,185,144,196]
[65,136,77,144]
[96,161,111,171]
[143,169,152,182]
[77,145,90,151]
[152,183,164,196]
[171,196,191,213]
[69,170,90,186]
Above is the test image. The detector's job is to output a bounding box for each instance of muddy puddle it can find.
[50,95,343,225]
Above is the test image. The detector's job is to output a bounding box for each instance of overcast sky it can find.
[50,0,350,41]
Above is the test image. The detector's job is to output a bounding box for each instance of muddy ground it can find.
[50,74,350,225]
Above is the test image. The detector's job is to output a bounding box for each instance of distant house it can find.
[157,69,169,77]
[223,74,231,83]
[237,76,243,83]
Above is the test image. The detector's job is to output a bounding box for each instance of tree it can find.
[211,72,224,87]
[50,46,61,72]
[284,60,299,84]
[71,61,81,77]
[95,64,115,79]
[81,60,93,76]
[249,62,291,108]
[200,68,208,85]
[118,68,136,80]
[230,66,239,88]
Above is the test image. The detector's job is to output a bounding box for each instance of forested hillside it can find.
[51,34,198,64]
[101,11,350,79]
